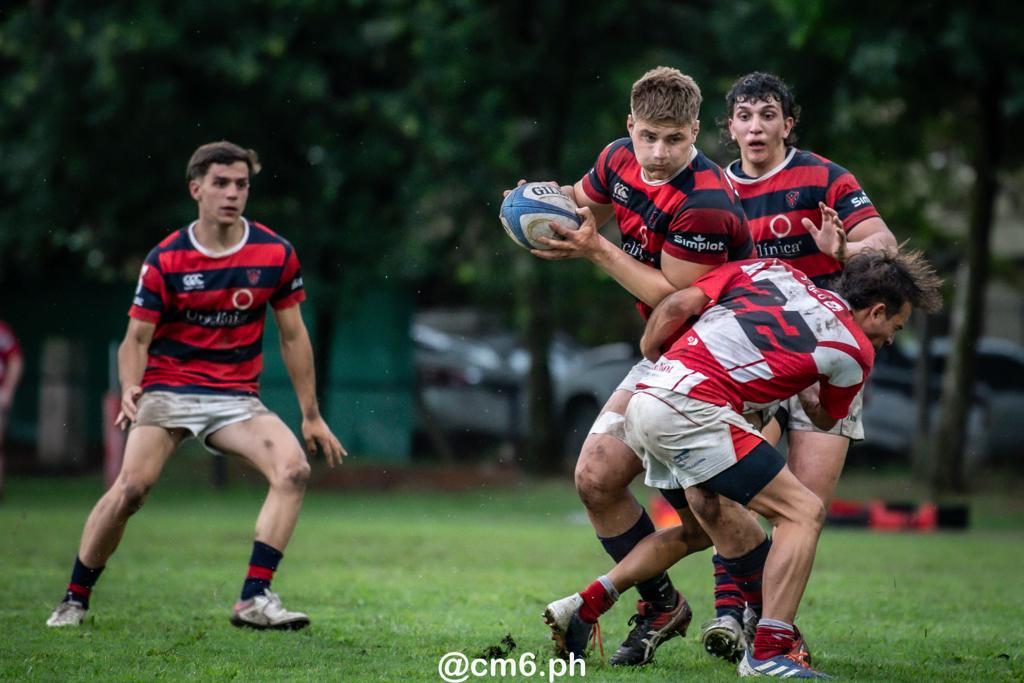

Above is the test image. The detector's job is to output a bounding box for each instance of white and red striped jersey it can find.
[639,259,875,418]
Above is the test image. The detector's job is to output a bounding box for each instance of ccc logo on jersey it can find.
[182,273,206,291]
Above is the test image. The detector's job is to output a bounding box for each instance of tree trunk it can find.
[516,0,581,474]
[911,313,934,480]
[930,69,1002,494]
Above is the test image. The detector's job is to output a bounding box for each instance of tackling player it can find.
[544,250,942,678]
[46,141,345,630]
[512,66,754,665]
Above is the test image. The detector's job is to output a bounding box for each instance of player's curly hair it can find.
[718,72,801,148]
[631,66,702,124]
[835,247,944,316]
[187,141,261,181]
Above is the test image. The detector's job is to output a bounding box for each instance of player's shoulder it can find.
[599,137,635,164]
[155,226,191,250]
[248,220,295,249]
[793,148,856,182]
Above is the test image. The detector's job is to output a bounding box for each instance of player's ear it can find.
[188,179,201,200]
[626,113,635,133]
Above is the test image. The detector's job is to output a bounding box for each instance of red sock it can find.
[753,621,796,660]
[578,579,616,624]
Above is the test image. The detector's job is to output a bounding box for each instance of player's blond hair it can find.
[630,66,702,125]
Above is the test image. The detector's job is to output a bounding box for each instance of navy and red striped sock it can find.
[712,554,745,622]
[719,536,771,620]
[578,576,619,624]
[753,618,795,660]
[64,556,104,609]
[240,541,283,601]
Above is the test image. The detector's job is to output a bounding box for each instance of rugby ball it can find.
[499,182,581,250]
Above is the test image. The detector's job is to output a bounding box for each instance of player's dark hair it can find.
[835,248,944,316]
[719,72,801,147]
[187,141,261,181]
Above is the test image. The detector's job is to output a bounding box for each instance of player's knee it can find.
[794,493,826,532]
[275,457,310,492]
[574,454,627,512]
[118,479,151,516]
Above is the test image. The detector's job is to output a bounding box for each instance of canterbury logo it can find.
[182,273,206,290]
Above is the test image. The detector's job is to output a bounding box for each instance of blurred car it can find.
[412,319,638,459]
[857,346,989,462]
[895,336,1024,460]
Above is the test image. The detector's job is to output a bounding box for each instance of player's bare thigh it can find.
[574,389,645,493]
[206,413,309,484]
[118,425,188,489]
[786,430,849,505]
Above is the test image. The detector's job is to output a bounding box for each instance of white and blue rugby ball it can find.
[499,182,581,250]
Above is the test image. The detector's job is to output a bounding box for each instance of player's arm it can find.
[0,350,22,412]
[842,216,897,258]
[273,303,346,466]
[115,318,155,428]
[640,286,711,360]
[796,383,839,432]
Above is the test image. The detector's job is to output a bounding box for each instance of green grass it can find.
[1,459,1023,682]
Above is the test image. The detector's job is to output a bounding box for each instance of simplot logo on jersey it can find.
[850,191,872,208]
[182,273,206,291]
[232,288,254,310]
[613,182,630,203]
[672,233,725,253]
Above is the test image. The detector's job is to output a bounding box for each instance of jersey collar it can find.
[726,146,798,185]
[188,217,250,258]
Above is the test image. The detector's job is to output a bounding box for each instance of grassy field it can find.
[1,458,1023,682]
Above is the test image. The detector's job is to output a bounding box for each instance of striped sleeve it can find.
[580,141,619,204]
[825,164,881,231]
[270,244,306,310]
[128,249,167,323]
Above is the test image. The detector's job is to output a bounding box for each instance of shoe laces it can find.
[590,619,604,660]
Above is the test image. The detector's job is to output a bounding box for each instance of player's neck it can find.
[741,144,788,179]
[193,216,246,252]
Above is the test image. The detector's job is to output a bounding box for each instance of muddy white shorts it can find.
[623,388,765,490]
[783,386,865,440]
[133,391,273,455]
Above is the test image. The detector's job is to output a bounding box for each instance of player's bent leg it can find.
[574,391,645,537]
[744,467,824,625]
[208,413,311,550]
[786,430,850,506]
[207,413,311,630]
[47,426,183,627]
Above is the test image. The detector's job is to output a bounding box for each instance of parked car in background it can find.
[856,343,991,464]
[412,315,638,462]
[895,336,1024,460]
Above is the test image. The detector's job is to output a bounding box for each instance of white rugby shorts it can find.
[133,391,273,455]
[623,388,765,490]
[783,385,865,440]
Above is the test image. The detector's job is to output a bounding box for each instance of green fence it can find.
[4,280,414,463]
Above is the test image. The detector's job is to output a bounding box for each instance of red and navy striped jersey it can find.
[639,259,874,418]
[0,320,20,387]
[129,219,306,396]
[725,148,881,285]
[581,138,753,318]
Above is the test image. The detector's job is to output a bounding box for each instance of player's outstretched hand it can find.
[531,206,601,261]
[803,201,848,262]
[302,416,346,467]
[115,385,143,430]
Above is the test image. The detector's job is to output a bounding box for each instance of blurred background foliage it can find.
[1,0,1022,485]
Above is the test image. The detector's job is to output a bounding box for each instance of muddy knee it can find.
[275,457,310,492]
[119,480,152,516]
[574,445,635,512]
